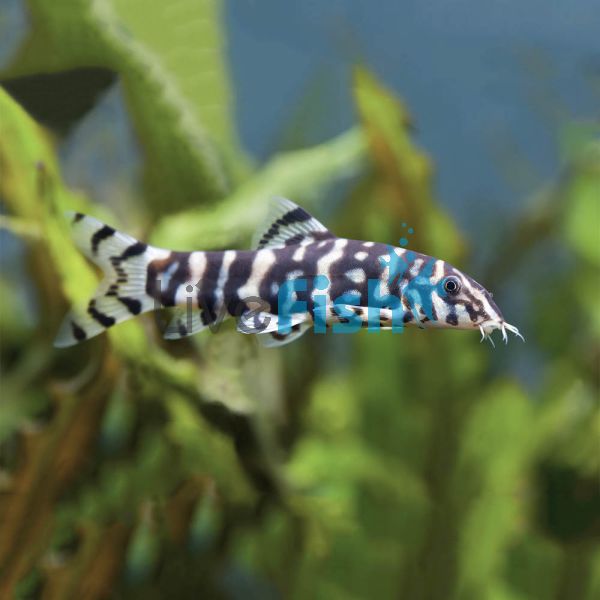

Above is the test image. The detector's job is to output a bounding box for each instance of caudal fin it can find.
[54,212,161,348]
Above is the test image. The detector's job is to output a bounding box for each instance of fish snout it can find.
[479,292,505,325]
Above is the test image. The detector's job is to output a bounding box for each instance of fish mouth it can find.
[478,320,525,347]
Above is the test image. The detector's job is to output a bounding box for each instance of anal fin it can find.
[258,322,311,348]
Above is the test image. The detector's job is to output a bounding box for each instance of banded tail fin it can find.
[54,212,163,348]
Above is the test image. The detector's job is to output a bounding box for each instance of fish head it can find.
[400,257,524,345]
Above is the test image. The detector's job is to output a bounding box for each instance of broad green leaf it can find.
[2,0,244,215]
[110,0,249,180]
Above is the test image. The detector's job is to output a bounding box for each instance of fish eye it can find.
[443,276,461,294]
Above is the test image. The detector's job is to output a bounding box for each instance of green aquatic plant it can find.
[1,2,599,598]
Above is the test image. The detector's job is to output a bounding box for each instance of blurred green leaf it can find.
[353,66,466,262]
[125,506,160,584]
[111,0,249,181]
[454,380,537,597]
[2,0,246,215]
[0,87,96,308]
[150,127,367,250]
[561,139,600,266]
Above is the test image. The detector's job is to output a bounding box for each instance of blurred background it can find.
[1,1,599,598]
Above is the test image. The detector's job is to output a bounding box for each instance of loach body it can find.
[54,198,523,348]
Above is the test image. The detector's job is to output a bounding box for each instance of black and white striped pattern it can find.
[54,212,167,348]
[55,198,521,348]
[251,196,335,250]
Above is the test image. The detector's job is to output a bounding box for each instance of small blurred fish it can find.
[54,198,523,348]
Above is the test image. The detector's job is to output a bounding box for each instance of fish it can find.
[54,197,524,348]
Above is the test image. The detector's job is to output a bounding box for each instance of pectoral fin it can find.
[237,311,307,335]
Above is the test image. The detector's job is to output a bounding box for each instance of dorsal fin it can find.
[251,197,335,250]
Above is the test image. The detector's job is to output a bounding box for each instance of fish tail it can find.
[54,212,159,348]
